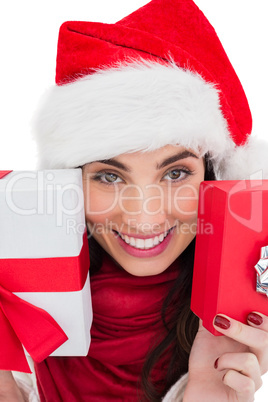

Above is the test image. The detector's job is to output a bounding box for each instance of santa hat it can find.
[34,0,268,179]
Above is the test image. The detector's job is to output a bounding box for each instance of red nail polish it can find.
[214,315,231,330]
[214,358,219,369]
[247,312,263,326]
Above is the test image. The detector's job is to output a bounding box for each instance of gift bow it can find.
[0,231,89,373]
[255,246,268,297]
[0,283,68,373]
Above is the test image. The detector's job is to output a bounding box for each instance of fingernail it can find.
[214,358,219,369]
[247,312,263,326]
[214,315,231,330]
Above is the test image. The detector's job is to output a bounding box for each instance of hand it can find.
[0,371,27,402]
[183,312,268,402]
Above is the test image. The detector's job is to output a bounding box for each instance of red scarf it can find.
[35,256,179,401]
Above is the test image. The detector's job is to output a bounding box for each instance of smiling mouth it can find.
[113,228,174,250]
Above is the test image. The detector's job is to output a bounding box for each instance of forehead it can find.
[111,145,199,164]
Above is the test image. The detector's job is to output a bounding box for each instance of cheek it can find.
[83,186,120,226]
[169,185,200,221]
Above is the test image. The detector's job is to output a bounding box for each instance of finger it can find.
[0,371,26,402]
[215,352,262,391]
[213,314,268,348]
[0,371,15,389]
[213,314,268,371]
[247,312,268,331]
[223,370,255,402]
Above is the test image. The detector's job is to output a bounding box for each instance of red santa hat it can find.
[34,0,268,179]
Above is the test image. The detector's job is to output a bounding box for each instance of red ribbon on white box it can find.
[0,171,12,179]
[0,231,89,373]
[0,231,89,292]
[0,284,68,373]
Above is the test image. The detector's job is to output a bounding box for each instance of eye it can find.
[167,169,183,180]
[163,168,193,182]
[103,173,120,183]
[93,171,123,184]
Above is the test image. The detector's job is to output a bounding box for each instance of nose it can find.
[119,184,167,230]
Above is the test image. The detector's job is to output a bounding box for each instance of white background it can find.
[0,0,267,170]
[0,1,267,399]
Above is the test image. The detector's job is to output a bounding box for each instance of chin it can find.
[110,253,177,277]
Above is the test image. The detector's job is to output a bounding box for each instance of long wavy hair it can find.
[87,154,216,401]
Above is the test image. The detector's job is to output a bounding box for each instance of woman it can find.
[1,0,268,401]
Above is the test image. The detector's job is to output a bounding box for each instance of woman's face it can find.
[83,145,205,276]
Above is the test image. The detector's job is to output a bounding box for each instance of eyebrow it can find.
[96,150,198,172]
[156,150,198,169]
[96,159,131,172]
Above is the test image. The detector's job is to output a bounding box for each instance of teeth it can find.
[130,237,136,246]
[144,238,154,249]
[119,231,170,250]
[136,239,145,249]
[153,236,160,246]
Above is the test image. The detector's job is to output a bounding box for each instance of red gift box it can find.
[191,180,268,335]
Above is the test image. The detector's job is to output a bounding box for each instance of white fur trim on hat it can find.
[215,135,268,180]
[33,61,230,166]
[33,60,268,179]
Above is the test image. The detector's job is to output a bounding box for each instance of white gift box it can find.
[0,169,92,357]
